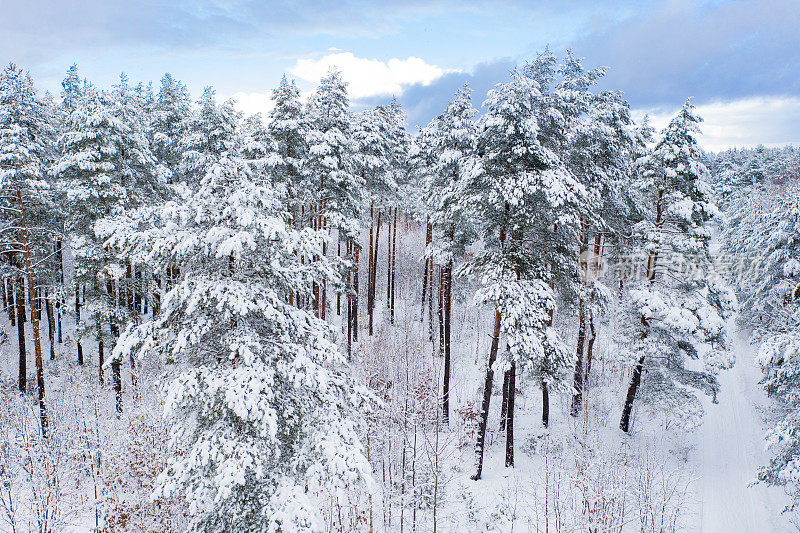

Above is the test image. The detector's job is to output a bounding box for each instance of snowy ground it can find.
[691,326,795,532]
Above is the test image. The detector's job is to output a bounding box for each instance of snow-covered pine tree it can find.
[269,74,308,224]
[0,63,56,433]
[352,104,395,336]
[61,63,82,112]
[179,86,240,187]
[619,99,734,433]
[420,83,478,424]
[376,99,410,326]
[102,145,375,532]
[305,68,363,320]
[153,72,192,184]
[52,81,158,412]
[744,189,800,507]
[525,49,637,417]
[465,70,582,477]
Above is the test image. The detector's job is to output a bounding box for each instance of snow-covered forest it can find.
[1,50,799,532]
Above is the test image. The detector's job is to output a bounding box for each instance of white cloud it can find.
[634,97,800,152]
[230,91,275,117]
[289,51,458,100]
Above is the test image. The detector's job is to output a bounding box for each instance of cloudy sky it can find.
[3,0,798,151]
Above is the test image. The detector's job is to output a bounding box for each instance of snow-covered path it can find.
[693,327,793,532]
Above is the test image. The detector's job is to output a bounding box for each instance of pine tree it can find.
[268,74,307,222]
[153,73,192,183]
[180,87,240,187]
[103,147,374,532]
[619,100,734,433]
[305,69,363,320]
[420,83,478,424]
[0,63,56,434]
[465,70,581,478]
[749,190,800,507]
[53,83,158,410]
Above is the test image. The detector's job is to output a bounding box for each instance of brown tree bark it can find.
[75,285,83,365]
[620,188,663,433]
[386,207,392,306]
[505,362,516,468]
[471,307,502,481]
[571,222,591,416]
[441,261,452,423]
[16,271,26,393]
[56,241,63,343]
[368,208,381,335]
[570,295,587,416]
[346,240,353,357]
[7,271,15,325]
[542,308,554,428]
[421,218,432,322]
[353,244,359,341]
[390,207,398,324]
[500,368,510,431]
[437,267,444,356]
[45,290,55,360]
[473,218,507,480]
[17,188,48,435]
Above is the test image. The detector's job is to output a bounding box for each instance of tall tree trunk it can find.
[312,213,320,318]
[505,362,516,467]
[428,267,434,343]
[16,271,26,393]
[337,240,341,316]
[386,207,392,306]
[56,241,63,343]
[500,369,510,431]
[98,323,104,386]
[368,204,375,334]
[17,189,48,435]
[112,359,122,416]
[152,273,161,316]
[571,222,590,416]
[17,275,25,323]
[541,382,550,428]
[45,291,56,360]
[620,189,663,433]
[75,285,83,365]
[390,207,398,324]
[353,245,359,341]
[585,308,596,386]
[582,234,603,410]
[542,310,553,428]
[421,218,432,322]
[442,261,452,424]
[369,208,381,336]
[471,308,502,481]
[7,272,15,325]
[1,277,7,320]
[570,295,587,416]
[347,240,353,357]
[473,218,508,480]
[437,267,444,356]
[620,354,645,433]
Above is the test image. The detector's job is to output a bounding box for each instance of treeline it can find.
[0,49,733,530]
[714,145,800,509]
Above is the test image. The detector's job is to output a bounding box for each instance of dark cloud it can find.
[568,0,800,108]
[359,59,516,131]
